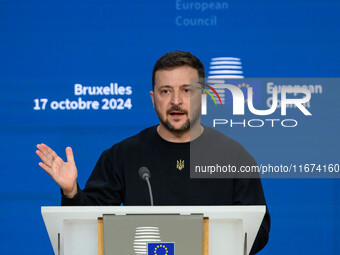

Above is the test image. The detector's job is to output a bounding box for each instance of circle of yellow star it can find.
[154,244,169,255]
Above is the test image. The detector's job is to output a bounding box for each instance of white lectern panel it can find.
[41,206,265,255]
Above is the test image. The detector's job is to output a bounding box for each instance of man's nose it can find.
[171,90,183,105]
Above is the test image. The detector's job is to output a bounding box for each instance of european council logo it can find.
[147,242,175,255]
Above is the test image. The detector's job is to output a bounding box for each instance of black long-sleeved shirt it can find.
[62,126,270,254]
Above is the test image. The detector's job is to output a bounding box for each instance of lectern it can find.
[41,206,265,255]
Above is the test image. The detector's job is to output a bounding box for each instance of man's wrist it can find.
[62,184,78,199]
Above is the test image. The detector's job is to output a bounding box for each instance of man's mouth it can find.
[169,111,186,116]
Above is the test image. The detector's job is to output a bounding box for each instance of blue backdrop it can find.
[0,0,339,254]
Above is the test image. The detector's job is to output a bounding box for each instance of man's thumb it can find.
[65,147,74,163]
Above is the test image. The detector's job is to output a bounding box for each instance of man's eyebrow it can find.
[157,85,172,89]
[157,84,193,89]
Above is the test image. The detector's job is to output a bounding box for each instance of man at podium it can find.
[36,51,270,254]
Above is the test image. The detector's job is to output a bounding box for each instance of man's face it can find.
[150,66,202,134]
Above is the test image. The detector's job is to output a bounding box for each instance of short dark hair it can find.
[152,51,205,90]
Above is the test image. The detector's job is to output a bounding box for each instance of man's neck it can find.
[157,123,203,143]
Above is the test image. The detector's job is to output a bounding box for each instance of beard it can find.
[154,103,200,134]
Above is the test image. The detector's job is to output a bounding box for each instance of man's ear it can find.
[150,91,155,109]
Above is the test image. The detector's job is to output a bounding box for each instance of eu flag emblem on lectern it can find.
[147,242,175,255]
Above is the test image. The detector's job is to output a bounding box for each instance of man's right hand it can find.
[36,144,78,198]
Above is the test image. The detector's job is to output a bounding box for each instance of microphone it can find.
[138,167,154,206]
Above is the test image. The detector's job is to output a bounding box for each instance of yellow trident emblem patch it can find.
[176,159,185,171]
